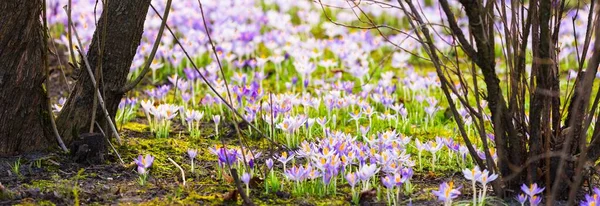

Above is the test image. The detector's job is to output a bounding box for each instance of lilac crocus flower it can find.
[415,139,426,152]
[188,149,198,173]
[463,166,482,204]
[401,167,414,180]
[477,170,498,185]
[181,93,191,103]
[187,149,198,160]
[357,163,379,181]
[213,115,221,125]
[432,181,461,206]
[477,170,498,204]
[381,175,395,189]
[359,126,370,137]
[216,148,238,166]
[241,172,251,196]
[346,172,359,188]
[241,173,251,185]
[516,193,528,205]
[276,151,295,171]
[521,183,545,197]
[462,166,482,182]
[134,154,155,170]
[393,173,406,187]
[118,99,127,109]
[284,165,306,182]
[530,195,542,206]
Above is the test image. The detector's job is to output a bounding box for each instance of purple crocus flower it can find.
[346,172,358,188]
[217,148,238,166]
[516,193,528,205]
[266,159,274,169]
[284,165,306,182]
[401,167,414,180]
[431,181,461,205]
[357,163,379,181]
[248,159,255,169]
[181,93,191,103]
[118,99,127,109]
[521,183,545,197]
[530,195,542,206]
[184,68,199,80]
[134,154,155,169]
[393,173,406,186]
[381,175,395,189]
[187,149,197,159]
[322,170,334,185]
[241,173,251,185]
[213,115,221,125]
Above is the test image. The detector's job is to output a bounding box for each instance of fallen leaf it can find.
[425,171,437,179]
[222,173,234,183]
[223,189,238,202]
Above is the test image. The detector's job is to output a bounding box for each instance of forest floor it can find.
[0,117,477,206]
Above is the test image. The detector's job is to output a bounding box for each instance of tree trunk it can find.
[56,0,151,143]
[0,0,54,156]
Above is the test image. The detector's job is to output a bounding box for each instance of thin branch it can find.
[65,0,78,70]
[43,0,69,153]
[439,0,479,66]
[168,157,187,187]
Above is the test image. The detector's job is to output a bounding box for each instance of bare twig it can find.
[66,0,78,70]
[43,0,69,153]
[168,157,186,187]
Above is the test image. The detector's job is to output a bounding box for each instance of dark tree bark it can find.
[0,1,54,156]
[56,0,151,143]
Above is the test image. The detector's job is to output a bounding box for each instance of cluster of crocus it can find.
[276,115,307,148]
[184,110,204,138]
[134,154,155,186]
[141,100,180,138]
[517,183,545,206]
[462,166,498,205]
[116,97,138,125]
[208,145,262,185]
[261,130,415,201]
